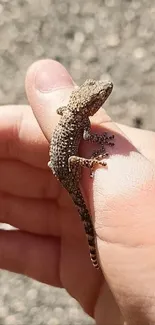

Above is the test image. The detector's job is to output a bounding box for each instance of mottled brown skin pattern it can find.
[48,79,114,269]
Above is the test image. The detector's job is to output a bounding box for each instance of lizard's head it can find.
[68,79,113,116]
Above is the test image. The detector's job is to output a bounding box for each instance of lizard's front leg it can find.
[56,106,67,115]
[82,122,114,175]
[83,117,114,147]
[83,128,114,146]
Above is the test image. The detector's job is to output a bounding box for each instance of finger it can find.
[0,193,60,236]
[25,59,75,141]
[0,105,49,168]
[0,230,61,287]
[0,160,59,198]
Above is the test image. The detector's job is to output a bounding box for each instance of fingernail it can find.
[35,60,74,92]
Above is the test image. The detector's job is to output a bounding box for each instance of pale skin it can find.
[0,59,155,324]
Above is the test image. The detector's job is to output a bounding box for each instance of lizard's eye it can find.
[83,79,96,87]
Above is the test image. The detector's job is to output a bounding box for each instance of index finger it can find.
[0,104,49,168]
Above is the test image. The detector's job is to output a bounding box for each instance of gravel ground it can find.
[0,0,155,324]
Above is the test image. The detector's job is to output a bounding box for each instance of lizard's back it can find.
[49,108,99,268]
[48,79,114,269]
[49,110,85,186]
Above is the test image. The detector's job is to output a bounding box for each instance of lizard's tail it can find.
[70,188,99,269]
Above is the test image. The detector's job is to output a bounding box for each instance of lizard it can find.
[48,79,114,269]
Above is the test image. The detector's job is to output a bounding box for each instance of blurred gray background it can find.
[0,0,155,324]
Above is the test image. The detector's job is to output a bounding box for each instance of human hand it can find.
[1,60,155,325]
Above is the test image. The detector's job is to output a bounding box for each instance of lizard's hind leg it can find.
[89,148,109,177]
[68,155,107,178]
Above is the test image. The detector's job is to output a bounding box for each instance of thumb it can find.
[25,59,155,324]
[25,59,75,141]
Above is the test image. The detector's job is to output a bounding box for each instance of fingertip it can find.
[25,59,75,94]
[25,59,75,140]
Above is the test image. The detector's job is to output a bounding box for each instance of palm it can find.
[0,104,103,316]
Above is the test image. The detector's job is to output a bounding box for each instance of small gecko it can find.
[48,79,114,269]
